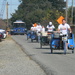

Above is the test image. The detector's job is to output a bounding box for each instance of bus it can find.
[10,20,27,35]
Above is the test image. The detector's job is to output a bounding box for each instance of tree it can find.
[68,7,75,24]
[42,9,65,28]
[10,0,66,29]
[48,0,66,11]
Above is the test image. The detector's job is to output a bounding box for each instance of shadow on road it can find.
[36,48,50,50]
[27,41,38,43]
[41,52,72,55]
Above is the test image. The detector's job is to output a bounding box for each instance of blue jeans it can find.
[63,40,67,54]
[62,36,68,54]
[38,36,40,42]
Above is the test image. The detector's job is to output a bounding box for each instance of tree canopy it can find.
[10,0,66,29]
[68,7,75,25]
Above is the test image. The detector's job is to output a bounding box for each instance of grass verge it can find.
[6,35,12,40]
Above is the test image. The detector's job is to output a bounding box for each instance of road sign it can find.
[57,16,64,24]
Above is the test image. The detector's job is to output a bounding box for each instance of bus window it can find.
[13,23,26,28]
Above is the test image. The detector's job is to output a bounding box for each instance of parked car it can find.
[0,29,7,39]
[0,32,3,42]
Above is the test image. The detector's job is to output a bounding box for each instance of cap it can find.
[49,22,52,25]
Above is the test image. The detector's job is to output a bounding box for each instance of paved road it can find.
[0,38,46,75]
[12,35,75,75]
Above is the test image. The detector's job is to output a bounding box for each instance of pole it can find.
[6,2,9,35]
[71,0,73,25]
[66,0,68,22]
[6,2,9,27]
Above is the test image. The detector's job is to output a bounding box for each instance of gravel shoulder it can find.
[0,36,46,75]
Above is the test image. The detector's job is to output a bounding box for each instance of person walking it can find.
[47,22,55,32]
[36,23,42,42]
[58,19,72,54]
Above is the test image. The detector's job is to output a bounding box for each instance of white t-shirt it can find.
[36,25,42,32]
[47,25,55,32]
[58,23,70,34]
[42,27,45,32]
[31,27,36,31]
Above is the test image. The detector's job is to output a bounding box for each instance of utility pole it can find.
[71,0,73,25]
[6,2,9,27]
[66,0,68,22]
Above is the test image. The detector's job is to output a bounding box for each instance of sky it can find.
[0,0,20,19]
[68,0,75,6]
[0,0,75,19]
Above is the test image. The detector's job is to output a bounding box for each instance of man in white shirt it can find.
[47,22,55,32]
[58,19,72,54]
[31,24,36,31]
[36,23,42,33]
[58,19,72,35]
[36,23,42,42]
[42,26,45,32]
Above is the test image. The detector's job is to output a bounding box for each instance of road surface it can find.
[12,35,75,75]
[0,37,46,75]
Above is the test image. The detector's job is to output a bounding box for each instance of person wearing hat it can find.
[31,24,36,31]
[36,23,42,42]
[36,23,42,33]
[46,22,55,32]
[46,22,55,43]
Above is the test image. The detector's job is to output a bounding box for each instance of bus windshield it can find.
[13,23,26,28]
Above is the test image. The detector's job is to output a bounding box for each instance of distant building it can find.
[0,19,7,30]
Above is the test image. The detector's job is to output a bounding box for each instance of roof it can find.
[13,20,25,23]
